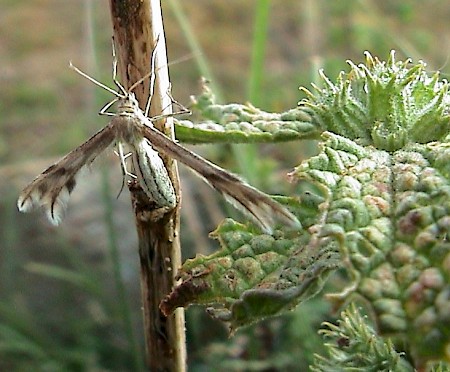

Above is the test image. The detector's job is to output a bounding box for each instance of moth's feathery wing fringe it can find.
[17,125,116,225]
[139,124,300,233]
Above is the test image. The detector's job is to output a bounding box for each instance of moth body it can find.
[18,63,300,233]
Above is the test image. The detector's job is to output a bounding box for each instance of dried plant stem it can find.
[108,1,186,371]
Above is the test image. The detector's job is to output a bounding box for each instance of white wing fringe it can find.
[17,166,88,225]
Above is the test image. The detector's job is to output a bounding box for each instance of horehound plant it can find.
[164,52,450,370]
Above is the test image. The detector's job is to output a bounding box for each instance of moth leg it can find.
[116,142,137,178]
[146,84,191,126]
[110,37,128,96]
[144,35,159,117]
[115,142,137,198]
[99,97,119,117]
[165,84,190,115]
[158,84,191,116]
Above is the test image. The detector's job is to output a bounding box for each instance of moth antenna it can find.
[128,70,154,96]
[126,35,160,116]
[129,35,193,118]
[131,51,196,97]
[69,61,123,98]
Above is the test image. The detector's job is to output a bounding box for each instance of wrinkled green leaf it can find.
[174,81,320,144]
[293,131,450,361]
[161,215,340,331]
[166,51,450,366]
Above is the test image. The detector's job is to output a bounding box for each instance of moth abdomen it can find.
[132,138,176,209]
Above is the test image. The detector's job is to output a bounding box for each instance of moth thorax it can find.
[113,115,141,144]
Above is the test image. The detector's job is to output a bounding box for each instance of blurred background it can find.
[2,0,450,370]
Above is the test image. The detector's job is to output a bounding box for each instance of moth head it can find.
[114,93,140,115]
[126,92,140,107]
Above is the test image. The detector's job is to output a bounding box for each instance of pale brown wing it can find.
[138,121,300,234]
[17,124,115,225]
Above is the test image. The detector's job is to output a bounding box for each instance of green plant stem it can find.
[248,0,271,105]
[166,0,222,98]
[234,0,271,186]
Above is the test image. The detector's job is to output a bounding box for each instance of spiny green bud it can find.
[301,51,450,151]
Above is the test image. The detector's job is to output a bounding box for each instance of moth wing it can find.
[139,123,300,233]
[18,124,115,225]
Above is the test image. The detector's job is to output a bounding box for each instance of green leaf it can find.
[291,131,450,362]
[168,52,450,366]
[174,82,320,144]
[161,196,340,331]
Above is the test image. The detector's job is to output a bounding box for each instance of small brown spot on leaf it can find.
[398,210,422,235]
